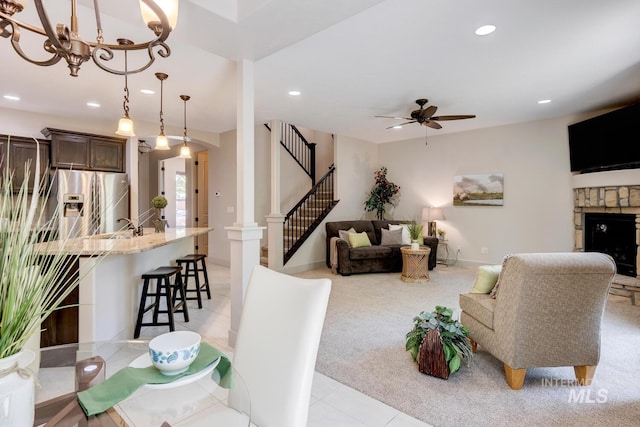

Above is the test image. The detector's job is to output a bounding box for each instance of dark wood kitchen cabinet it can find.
[0,134,50,193]
[42,128,126,172]
[40,257,79,347]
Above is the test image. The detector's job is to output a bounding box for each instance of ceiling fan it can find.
[376,98,476,144]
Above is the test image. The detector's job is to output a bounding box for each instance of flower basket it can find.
[417,328,450,379]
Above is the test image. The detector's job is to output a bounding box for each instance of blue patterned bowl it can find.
[148,331,201,376]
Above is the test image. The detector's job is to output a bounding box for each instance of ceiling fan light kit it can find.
[375,98,476,145]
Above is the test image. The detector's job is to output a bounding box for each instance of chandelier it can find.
[0,0,179,77]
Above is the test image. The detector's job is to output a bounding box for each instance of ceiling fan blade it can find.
[422,105,438,117]
[425,121,442,130]
[431,114,476,121]
[386,120,416,129]
[375,115,413,120]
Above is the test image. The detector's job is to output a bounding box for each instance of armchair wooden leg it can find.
[574,365,596,386]
[470,338,478,353]
[504,364,526,390]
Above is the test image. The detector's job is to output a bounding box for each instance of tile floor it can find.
[135,262,431,427]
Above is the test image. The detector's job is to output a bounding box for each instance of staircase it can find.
[283,168,337,263]
[265,122,339,265]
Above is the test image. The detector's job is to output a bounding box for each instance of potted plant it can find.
[437,228,446,241]
[405,306,473,379]
[151,195,168,232]
[407,222,423,250]
[364,166,400,220]
[0,138,109,424]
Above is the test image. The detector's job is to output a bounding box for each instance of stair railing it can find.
[283,165,337,263]
[265,122,316,184]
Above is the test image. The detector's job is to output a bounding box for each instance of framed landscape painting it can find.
[453,173,504,206]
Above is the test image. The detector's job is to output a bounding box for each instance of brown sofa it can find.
[325,220,439,276]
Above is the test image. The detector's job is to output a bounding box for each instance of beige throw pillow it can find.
[389,224,411,245]
[380,228,403,245]
[338,227,356,247]
[490,255,512,299]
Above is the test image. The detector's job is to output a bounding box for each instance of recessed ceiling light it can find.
[475,25,496,36]
[3,95,20,101]
[392,125,402,129]
[86,102,101,108]
[288,90,301,96]
[140,89,155,95]
[538,99,551,104]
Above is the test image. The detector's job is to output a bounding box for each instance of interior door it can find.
[196,151,209,255]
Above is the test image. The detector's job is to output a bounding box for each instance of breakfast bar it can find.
[45,227,213,342]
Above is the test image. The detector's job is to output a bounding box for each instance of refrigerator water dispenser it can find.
[63,194,84,217]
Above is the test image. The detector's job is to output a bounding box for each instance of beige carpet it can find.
[297,265,640,427]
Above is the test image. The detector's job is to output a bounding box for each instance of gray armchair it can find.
[459,252,616,390]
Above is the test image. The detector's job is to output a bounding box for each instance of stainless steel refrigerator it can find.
[53,170,129,238]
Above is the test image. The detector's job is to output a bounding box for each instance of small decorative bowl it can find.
[148,331,201,376]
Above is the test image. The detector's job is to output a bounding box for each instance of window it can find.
[175,172,186,226]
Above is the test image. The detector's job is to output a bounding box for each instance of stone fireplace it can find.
[573,185,640,278]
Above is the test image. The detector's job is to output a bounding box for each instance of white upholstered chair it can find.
[228,265,332,427]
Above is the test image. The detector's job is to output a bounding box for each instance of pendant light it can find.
[179,95,192,159]
[154,72,170,150]
[115,39,135,137]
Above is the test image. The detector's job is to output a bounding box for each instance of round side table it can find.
[400,246,431,283]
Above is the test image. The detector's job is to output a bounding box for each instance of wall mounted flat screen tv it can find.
[568,103,640,173]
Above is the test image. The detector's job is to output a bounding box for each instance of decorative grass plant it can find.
[0,138,107,359]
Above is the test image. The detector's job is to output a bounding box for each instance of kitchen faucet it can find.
[117,218,143,237]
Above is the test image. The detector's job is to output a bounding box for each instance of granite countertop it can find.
[37,227,213,256]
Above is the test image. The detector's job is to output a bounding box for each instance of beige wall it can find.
[5,106,637,270]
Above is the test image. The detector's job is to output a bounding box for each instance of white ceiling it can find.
[1,0,639,145]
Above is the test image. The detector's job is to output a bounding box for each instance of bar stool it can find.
[175,254,211,309]
[134,266,189,339]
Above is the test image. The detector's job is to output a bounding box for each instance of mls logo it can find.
[568,388,608,403]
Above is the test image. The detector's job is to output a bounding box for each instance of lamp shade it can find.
[429,208,444,221]
[115,117,135,137]
[140,0,179,29]
[155,133,169,150]
[421,207,430,221]
[179,144,191,159]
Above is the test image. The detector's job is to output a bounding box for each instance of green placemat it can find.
[77,342,232,416]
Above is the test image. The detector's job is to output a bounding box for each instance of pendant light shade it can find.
[179,143,191,159]
[116,117,135,137]
[155,134,169,150]
[115,40,135,137]
[154,72,170,150]
[179,94,192,159]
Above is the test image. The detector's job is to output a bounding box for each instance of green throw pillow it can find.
[470,264,502,294]
[348,231,372,248]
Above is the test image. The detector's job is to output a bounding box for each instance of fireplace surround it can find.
[574,185,640,278]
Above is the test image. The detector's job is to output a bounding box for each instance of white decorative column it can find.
[226,59,265,347]
[266,120,284,270]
